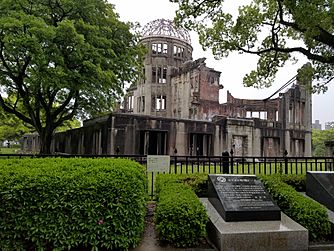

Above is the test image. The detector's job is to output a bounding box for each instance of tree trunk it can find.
[39,128,54,154]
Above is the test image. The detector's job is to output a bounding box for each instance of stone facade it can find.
[21,19,312,157]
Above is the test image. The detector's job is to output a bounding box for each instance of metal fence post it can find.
[284,150,288,174]
[230,149,234,174]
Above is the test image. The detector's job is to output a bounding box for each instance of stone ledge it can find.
[200,198,308,251]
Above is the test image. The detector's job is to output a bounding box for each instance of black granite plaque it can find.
[208,174,281,222]
[306,171,334,212]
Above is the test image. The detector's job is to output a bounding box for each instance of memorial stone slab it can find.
[208,174,281,222]
[306,171,334,212]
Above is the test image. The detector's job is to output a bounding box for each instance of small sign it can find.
[147,155,170,172]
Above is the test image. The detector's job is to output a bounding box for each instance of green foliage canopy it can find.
[171,0,334,92]
[0,0,145,153]
[312,128,334,156]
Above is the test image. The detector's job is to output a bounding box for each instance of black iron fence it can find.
[1,154,333,199]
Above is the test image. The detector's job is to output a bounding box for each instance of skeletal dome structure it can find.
[141,19,191,45]
[125,19,194,118]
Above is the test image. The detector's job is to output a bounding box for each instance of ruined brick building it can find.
[22,19,312,157]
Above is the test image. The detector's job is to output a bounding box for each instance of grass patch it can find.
[0,147,18,154]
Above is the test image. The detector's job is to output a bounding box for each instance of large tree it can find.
[0,0,145,153]
[171,0,334,91]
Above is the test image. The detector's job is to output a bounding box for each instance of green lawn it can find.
[0,147,18,154]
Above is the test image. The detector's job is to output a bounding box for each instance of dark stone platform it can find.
[306,171,334,212]
[208,174,281,222]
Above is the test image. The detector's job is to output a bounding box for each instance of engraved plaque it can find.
[208,174,281,222]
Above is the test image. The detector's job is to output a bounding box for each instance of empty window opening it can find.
[157,43,162,54]
[152,43,157,54]
[158,67,162,83]
[137,97,141,113]
[163,43,168,54]
[142,68,146,84]
[152,66,157,83]
[141,96,145,112]
[128,96,134,110]
[177,47,181,57]
[163,67,167,83]
[260,111,267,120]
[156,96,166,110]
[173,45,177,57]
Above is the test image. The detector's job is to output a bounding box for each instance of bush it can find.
[155,180,208,247]
[259,175,330,241]
[0,158,146,250]
[155,173,208,198]
[279,174,306,192]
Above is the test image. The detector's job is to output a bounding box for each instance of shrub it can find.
[155,173,208,198]
[0,158,146,250]
[259,175,330,241]
[279,174,306,191]
[154,180,208,247]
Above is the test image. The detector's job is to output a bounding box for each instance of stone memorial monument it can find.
[203,174,308,251]
[208,174,281,221]
[306,171,334,212]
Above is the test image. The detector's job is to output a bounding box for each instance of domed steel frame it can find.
[141,19,191,45]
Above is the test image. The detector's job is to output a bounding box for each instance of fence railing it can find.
[1,154,333,199]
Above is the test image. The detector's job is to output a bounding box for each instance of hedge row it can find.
[278,174,306,192]
[155,173,208,197]
[259,175,330,241]
[0,158,147,250]
[155,174,208,247]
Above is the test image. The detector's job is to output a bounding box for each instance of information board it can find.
[147,155,170,173]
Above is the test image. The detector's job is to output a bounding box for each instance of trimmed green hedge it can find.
[278,174,306,192]
[259,175,330,241]
[0,158,146,250]
[155,173,208,197]
[155,175,208,247]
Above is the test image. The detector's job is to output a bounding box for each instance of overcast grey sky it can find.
[110,0,333,127]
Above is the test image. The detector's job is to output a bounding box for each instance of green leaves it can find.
[0,158,147,250]
[172,0,334,91]
[312,128,334,156]
[259,174,331,241]
[0,0,145,153]
[155,175,208,247]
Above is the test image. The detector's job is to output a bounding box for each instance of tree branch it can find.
[53,94,79,128]
[0,94,33,125]
[53,89,78,118]
[277,0,334,48]
[235,43,334,64]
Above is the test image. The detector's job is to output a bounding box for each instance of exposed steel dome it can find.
[141,19,191,44]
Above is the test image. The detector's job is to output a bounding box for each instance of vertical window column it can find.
[152,66,157,83]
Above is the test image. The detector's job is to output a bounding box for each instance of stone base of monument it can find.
[200,198,308,251]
